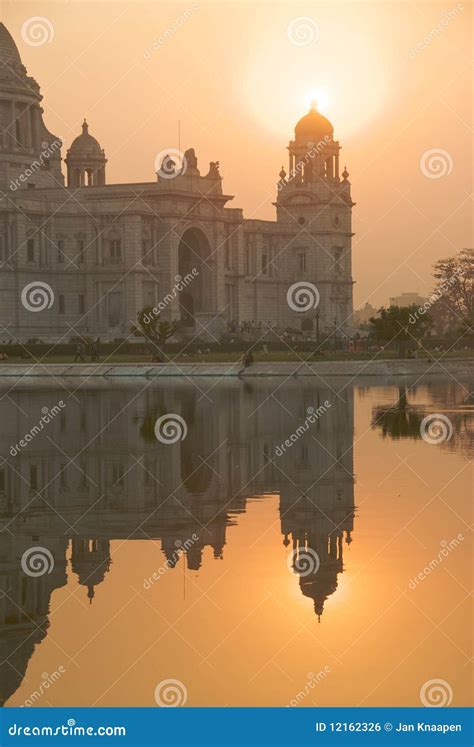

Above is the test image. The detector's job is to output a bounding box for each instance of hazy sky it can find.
[2,0,472,307]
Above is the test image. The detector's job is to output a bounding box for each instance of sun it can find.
[245,16,386,140]
[306,88,329,113]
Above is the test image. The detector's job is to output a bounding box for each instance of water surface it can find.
[0,378,471,707]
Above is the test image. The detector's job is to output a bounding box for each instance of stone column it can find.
[24,106,32,150]
[10,101,16,149]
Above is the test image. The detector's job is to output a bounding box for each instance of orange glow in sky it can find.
[2,0,472,307]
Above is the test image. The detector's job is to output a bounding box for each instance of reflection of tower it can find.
[71,539,111,603]
[0,535,68,705]
[284,495,354,620]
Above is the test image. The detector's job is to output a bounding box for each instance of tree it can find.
[432,248,473,336]
[130,306,179,362]
[368,304,432,358]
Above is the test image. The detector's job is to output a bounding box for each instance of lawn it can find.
[1,349,472,365]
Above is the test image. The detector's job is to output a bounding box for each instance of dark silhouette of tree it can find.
[369,305,432,358]
[431,248,473,336]
[372,386,423,439]
[130,306,178,362]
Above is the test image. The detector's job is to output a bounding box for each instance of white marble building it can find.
[0,22,354,342]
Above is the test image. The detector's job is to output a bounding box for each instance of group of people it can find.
[227,320,275,337]
[74,338,100,363]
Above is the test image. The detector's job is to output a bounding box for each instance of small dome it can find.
[295,100,333,143]
[0,23,22,68]
[68,120,103,156]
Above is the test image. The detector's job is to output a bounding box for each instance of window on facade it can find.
[0,234,5,262]
[59,294,65,314]
[334,249,343,274]
[225,240,231,270]
[77,240,85,263]
[112,463,125,486]
[244,248,250,276]
[109,239,122,263]
[78,294,85,314]
[0,468,5,492]
[30,465,38,490]
[27,238,35,262]
[142,240,152,265]
[262,252,268,274]
[57,239,64,262]
[298,252,307,273]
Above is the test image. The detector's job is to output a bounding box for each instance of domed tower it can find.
[65,120,107,186]
[276,100,354,337]
[71,538,111,603]
[290,99,337,182]
[0,23,63,189]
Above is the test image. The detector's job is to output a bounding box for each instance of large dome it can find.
[68,120,103,156]
[0,23,22,68]
[295,101,333,143]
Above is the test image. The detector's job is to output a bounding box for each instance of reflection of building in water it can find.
[0,534,67,706]
[0,380,354,702]
[371,383,473,458]
[282,493,353,621]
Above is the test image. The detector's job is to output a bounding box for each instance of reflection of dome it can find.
[295,101,333,143]
[300,569,339,622]
[71,539,111,603]
[0,23,22,68]
[68,120,103,156]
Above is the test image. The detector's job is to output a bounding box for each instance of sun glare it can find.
[246,16,386,140]
[306,88,329,113]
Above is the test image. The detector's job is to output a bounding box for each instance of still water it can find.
[0,378,472,707]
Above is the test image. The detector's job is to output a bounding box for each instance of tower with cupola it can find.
[65,120,107,186]
[276,100,354,335]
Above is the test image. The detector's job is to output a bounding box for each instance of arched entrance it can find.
[177,227,213,328]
